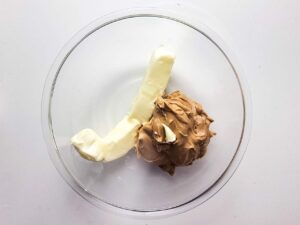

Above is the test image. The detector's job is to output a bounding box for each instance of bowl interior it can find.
[49,16,245,211]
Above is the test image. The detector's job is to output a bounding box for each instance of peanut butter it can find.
[135,91,215,175]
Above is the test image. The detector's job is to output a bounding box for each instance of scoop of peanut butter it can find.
[135,90,215,175]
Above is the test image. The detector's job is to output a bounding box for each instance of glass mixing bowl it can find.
[42,7,251,218]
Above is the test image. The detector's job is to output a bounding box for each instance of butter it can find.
[71,47,175,162]
[162,124,176,143]
[71,128,102,161]
[130,47,175,122]
[72,117,140,161]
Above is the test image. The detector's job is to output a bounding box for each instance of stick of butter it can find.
[71,47,175,162]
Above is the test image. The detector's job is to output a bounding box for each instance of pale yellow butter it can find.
[71,47,175,162]
[130,48,175,122]
[162,124,176,143]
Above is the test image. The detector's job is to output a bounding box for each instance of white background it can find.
[1,0,300,224]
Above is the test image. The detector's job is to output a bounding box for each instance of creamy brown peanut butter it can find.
[135,90,215,175]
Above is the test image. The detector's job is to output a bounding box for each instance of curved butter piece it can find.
[71,47,175,162]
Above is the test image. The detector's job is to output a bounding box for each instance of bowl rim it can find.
[41,6,252,219]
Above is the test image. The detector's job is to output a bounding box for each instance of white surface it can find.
[0,0,300,224]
